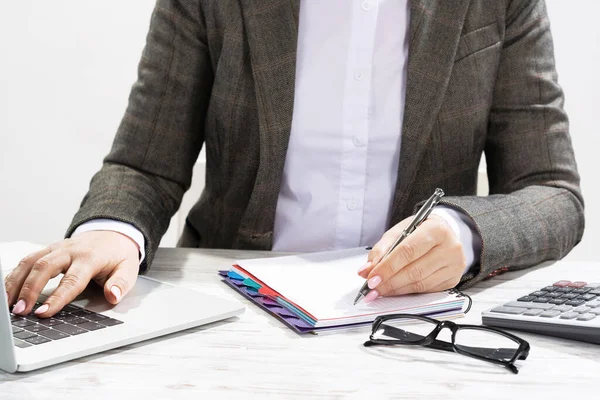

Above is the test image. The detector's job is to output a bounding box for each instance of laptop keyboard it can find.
[11,302,123,348]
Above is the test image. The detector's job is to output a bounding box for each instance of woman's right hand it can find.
[4,231,140,318]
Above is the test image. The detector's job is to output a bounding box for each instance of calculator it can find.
[481,280,600,344]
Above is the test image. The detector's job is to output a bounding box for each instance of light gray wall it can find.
[0,1,597,262]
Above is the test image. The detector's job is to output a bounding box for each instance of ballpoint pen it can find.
[353,188,445,305]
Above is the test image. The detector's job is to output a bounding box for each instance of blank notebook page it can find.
[234,247,459,324]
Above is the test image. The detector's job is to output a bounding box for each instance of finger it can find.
[384,268,456,296]
[366,217,445,288]
[103,259,139,305]
[4,247,52,307]
[13,250,71,315]
[359,217,412,278]
[36,262,94,317]
[376,251,447,296]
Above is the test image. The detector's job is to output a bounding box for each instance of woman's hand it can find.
[4,231,140,318]
[358,215,466,302]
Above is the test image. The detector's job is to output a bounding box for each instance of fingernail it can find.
[110,286,122,302]
[35,304,49,315]
[367,275,382,289]
[12,299,26,314]
[364,290,379,303]
[358,261,372,274]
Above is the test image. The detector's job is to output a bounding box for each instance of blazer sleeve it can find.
[65,0,212,271]
[440,0,585,289]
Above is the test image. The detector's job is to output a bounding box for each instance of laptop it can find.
[0,256,244,373]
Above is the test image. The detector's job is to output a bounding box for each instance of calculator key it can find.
[533,297,551,303]
[491,306,526,315]
[553,280,571,287]
[529,291,547,297]
[573,306,591,313]
[549,299,567,305]
[572,288,592,294]
[552,305,573,312]
[557,287,574,293]
[559,293,578,299]
[518,296,536,302]
[545,292,562,298]
[590,309,600,315]
[565,300,586,306]
[24,335,51,345]
[542,286,559,292]
[568,281,587,288]
[589,289,600,296]
[523,309,543,316]
[577,294,597,301]
[586,283,600,289]
[586,301,600,308]
[505,301,554,310]
[540,310,561,318]
[576,313,596,321]
[560,312,579,320]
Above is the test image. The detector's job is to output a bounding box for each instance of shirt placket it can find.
[335,0,379,248]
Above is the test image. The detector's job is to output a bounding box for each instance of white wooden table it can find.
[1,242,599,399]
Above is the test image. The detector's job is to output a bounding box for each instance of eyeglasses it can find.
[364,314,530,374]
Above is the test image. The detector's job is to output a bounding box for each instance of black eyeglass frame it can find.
[364,314,530,374]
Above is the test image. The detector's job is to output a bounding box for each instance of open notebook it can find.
[220,247,467,333]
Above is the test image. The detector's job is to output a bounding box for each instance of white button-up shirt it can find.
[75,0,480,271]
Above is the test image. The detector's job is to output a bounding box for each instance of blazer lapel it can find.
[237,0,300,246]
[389,0,471,224]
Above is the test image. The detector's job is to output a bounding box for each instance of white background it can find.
[0,1,598,262]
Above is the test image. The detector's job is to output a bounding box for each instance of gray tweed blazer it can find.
[67,0,585,289]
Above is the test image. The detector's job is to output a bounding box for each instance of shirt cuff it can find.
[72,219,146,265]
[430,206,482,275]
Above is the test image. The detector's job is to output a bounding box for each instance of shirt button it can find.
[352,136,363,147]
[361,1,372,11]
[347,200,358,210]
[354,71,364,81]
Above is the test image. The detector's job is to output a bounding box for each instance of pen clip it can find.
[405,188,445,235]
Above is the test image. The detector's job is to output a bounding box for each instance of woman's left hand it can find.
[357,214,467,302]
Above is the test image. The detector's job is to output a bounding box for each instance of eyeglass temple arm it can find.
[380,325,527,360]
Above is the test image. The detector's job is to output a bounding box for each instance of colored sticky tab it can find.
[243,278,261,290]
[227,270,245,280]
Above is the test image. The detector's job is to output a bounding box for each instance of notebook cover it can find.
[219,271,464,334]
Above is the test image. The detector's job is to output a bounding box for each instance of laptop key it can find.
[13,338,32,348]
[10,314,23,323]
[38,318,63,327]
[64,316,89,325]
[53,311,71,320]
[78,321,107,331]
[24,335,52,345]
[62,304,81,313]
[12,326,24,334]
[38,329,69,340]
[53,324,88,336]
[12,319,36,328]
[99,318,124,327]
[85,313,108,322]
[71,310,93,317]
[24,324,50,333]
[14,330,37,340]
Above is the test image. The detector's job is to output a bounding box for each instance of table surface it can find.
[1,242,599,400]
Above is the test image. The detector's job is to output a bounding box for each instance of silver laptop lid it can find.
[0,257,18,373]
